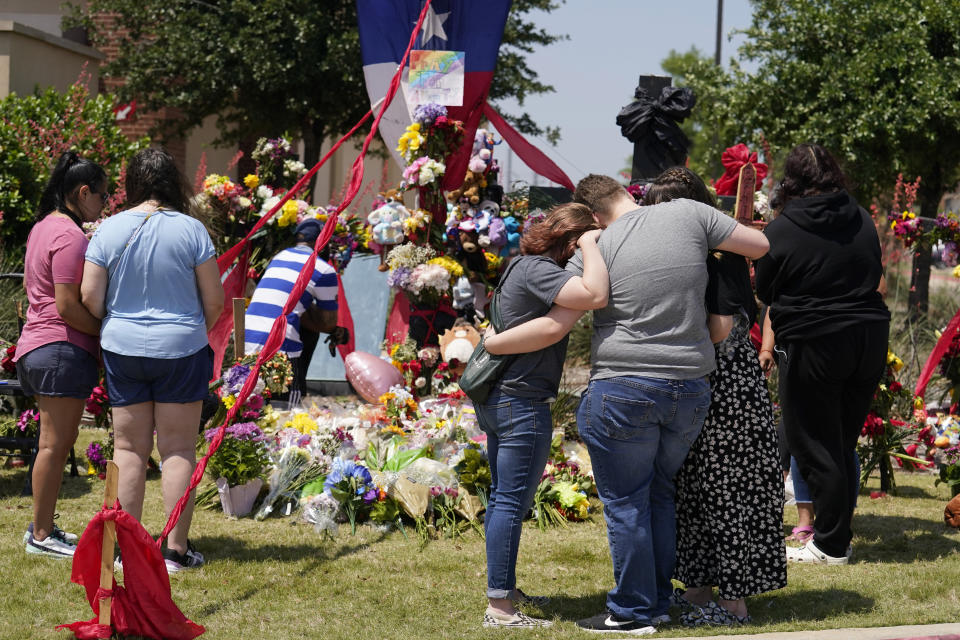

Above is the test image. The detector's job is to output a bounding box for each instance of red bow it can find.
[713,143,768,196]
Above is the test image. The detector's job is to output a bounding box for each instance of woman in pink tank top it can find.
[15,151,107,558]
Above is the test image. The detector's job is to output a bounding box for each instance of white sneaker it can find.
[25,530,76,558]
[24,522,78,544]
[483,609,553,628]
[786,540,848,565]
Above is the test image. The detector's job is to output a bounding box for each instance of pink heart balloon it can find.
[344,351,405,403]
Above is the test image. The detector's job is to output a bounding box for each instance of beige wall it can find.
[0,21,101,99]
[184,116,242,187]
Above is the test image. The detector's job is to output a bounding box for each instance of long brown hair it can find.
[520,202,598,266]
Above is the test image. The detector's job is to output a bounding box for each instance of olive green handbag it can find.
[458,259,521,404]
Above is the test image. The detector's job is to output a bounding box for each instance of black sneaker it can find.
[162,541,204,573]
[576,610,657,635]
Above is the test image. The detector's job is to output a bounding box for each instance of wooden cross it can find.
[734,162,757,226]
[99,461,119,628]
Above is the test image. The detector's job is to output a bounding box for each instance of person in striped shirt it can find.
[245,219,338,405]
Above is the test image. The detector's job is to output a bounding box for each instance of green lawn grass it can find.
[1,428,959,640]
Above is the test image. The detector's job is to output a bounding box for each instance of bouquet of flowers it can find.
[378,385,420,426]
[85,382,110,430]
[532,460,595,528]
[251,136,307,189]
[85,435,113,478]
[857,350,933,492]
[0,408,39,439]
[453,444,491,505]
[323,458,377,534]
[254,444,313,520]
[203,422,270,488]
[1,339,16,377]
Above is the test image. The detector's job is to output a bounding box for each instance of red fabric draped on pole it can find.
[58,504,204,640]
[482,102,576,192]
[915,307,960,398]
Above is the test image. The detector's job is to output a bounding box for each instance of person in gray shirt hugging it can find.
[485,173,768,634]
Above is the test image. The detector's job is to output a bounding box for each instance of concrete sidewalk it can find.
[673,622,960,640]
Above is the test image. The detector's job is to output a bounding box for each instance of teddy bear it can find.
[367,200,409,246]
[446,169,486,205]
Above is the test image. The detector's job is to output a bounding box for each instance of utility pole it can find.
[714,0,723,65]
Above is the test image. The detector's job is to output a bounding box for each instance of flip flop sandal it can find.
[786,525,814,544]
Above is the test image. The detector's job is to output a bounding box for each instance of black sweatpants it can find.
[777,321,888,557]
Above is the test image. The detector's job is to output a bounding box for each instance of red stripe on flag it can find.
[482,101,576,192]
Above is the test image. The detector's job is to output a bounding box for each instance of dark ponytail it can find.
[37,151,107,226]
[125,148,193,214]
[642,166,717,208]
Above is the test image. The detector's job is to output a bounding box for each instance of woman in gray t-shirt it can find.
[476,203,609,629]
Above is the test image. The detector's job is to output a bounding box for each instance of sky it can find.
[492,0,755,189]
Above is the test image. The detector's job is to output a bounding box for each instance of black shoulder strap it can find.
[489,256,522,332]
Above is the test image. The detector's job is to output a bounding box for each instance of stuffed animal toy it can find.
[487,217,507,247]
[446,170,485,205]
[438,322,482,374]
[499,216,521,256]
[367,200,409,245]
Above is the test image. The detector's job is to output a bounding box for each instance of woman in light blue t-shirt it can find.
[81,148,224,573]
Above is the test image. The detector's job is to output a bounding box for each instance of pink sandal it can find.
[786,526,814,544]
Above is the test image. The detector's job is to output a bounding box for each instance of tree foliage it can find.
[0,73,148,256]
[67,0,566,170]
[664,1,960,315]
[730,0,960,215]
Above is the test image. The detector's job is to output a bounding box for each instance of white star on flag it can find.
[420,5,450,45]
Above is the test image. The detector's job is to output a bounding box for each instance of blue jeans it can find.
[476,390,553,599]
[791,452,860,507]
[578,375,711,623]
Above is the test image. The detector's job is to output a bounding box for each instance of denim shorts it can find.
[16,341,98,399]
[103,346,213,407]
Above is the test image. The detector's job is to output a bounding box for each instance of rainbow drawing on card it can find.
[408,50,465,106]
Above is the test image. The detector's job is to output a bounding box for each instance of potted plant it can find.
[203,422,270,517]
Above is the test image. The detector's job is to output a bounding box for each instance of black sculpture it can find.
[617,75,696,184]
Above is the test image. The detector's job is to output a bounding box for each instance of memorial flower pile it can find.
[858,350,933,491]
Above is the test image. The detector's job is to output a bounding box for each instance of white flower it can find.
[415,377,427,388]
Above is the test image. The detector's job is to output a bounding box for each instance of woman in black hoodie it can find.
[756,144,889,565]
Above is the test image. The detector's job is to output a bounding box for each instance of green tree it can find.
[727,0,960,317]
[0,72,147,256]
[68,0,566,181]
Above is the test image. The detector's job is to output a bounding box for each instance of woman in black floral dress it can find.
[642,168,786,626]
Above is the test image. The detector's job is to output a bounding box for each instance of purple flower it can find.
[86,442,106,467]
[222,364,252,395]
[387,266,412,290]
[413,103,447,126]
[429,486,442,497]
[204,421,266,443]
[444,487,459,498]
[362,488,378,504]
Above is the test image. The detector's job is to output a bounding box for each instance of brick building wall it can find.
[89,12,187,171]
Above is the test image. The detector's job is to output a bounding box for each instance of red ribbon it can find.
[713,143,768,196]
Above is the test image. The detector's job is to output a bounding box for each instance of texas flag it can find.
[356,0,512,190]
